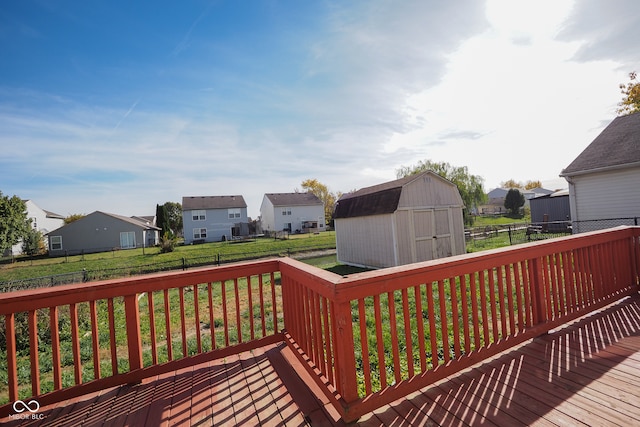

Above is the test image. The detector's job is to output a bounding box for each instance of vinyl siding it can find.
[572,168,640,221]
[335,214,396,268]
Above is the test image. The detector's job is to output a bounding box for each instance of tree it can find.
[0,191,29,255]
[618,71,640,116]
[155,204,170,237]
[299,179,342,227]
[524,180,543,190]
[22,228,45,256]
[500,179,522,189]
[396,160,486,226]
[163,202,183,236]
[504,188,525,216]
[64,214,85,224]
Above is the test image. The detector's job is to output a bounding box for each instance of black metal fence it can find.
[466,217,639,247]
[0,243,335,293]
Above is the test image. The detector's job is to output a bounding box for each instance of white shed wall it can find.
[335,214,396,269]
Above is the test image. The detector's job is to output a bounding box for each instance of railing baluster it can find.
[70,303,82,384]
[163,290,173,361]
[373,294,386,388]
[148,292,158,364]
[207,283,216,350]
[488,270,499,342]
[259,274,266,336]
[401,288,414,377]
[387,291,401,383]
[513,263,525,330]
[221,280,229,347]
[124,294,143,371]
[358,298,372,395]
[496,267,507,338]
[50,306,62,390]
[478,272,490,345]
[460,275,470,354]
[5,312,18,401]
[247,276,254,340]
[179,287,187,356]
[426,282,438,369]
[270,272,278,332]
[469,273,481,349]
[234,278,242,343]
[322,297,334,385]
[450,277,461,358]
[437,280,449,363]
[193,284,202,353]
[505,266,515,334]
[28,309,40,395]
[89,300,101,378]
[414,284,427,372]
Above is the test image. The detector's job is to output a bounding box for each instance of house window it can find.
[192,210,206,221]
[228,208,241,219]
[193,228,207,239]
[120,231,136,249]
[281,209,291,216]
[50,236,62,250]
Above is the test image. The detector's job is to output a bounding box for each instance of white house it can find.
[560,112,640,233]
[259,192,324,234]
[9,200,65,256]
[333,171,466,269]
[182,195,249,243]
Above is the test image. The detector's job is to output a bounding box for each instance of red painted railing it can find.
[1,227,639,421]
[280,226,640,421]
[0,259,284,417]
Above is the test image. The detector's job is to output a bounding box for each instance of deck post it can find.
[530,258,547,326]
[124,294,144,372]
[333,299,359,405]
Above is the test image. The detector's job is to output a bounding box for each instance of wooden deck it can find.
[4,295,640,426]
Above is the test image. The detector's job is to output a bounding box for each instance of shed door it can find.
[412,208,453,262]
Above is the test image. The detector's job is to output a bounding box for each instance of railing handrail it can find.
[332,226,638,300]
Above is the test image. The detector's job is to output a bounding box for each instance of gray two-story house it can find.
[182,195,249,243]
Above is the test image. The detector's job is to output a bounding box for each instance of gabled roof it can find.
[264,192,322,207]
[333,171,454,219]
[100,212,161,230]
[561,112,640,177]
[182,195,247,210]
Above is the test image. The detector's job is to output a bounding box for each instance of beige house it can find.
[333,171,466,269]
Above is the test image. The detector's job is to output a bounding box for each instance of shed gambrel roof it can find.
[182,195,247,210]
[333,171,455,219]
[264,192,322,207]
[561,112,640,177]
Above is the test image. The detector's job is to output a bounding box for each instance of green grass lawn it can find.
[0,231,336,283]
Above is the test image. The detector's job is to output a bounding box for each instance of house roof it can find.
[333,171,452,219]
[101,212,161,230]
[264,192,322,207]
[561,112,640,177]
[182,195,247,210]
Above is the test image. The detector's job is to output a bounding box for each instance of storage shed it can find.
[333,171,466,269]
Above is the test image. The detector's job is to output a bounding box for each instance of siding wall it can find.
[183,208,248,244]
[571,168,640,221]
[49,213,146,256]
[335,214,396,268]
[261,203,325,233]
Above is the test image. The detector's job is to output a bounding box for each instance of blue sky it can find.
[1,0,639,218]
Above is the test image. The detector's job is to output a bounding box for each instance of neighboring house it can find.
[9,200,65,256]
[333,171,466,269]
[260,192,324,234]
[182,195,249,244]
[560,112,640,233]
[131,215,160,247]
[48,211,161,257]
[481,187,552,214]
[530,190,571,232]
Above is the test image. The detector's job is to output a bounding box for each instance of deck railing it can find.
[280,226,640,421]
[0,259,284,417]
[1,227,639,421]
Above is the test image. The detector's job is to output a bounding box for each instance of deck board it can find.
[3,295,640,426]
